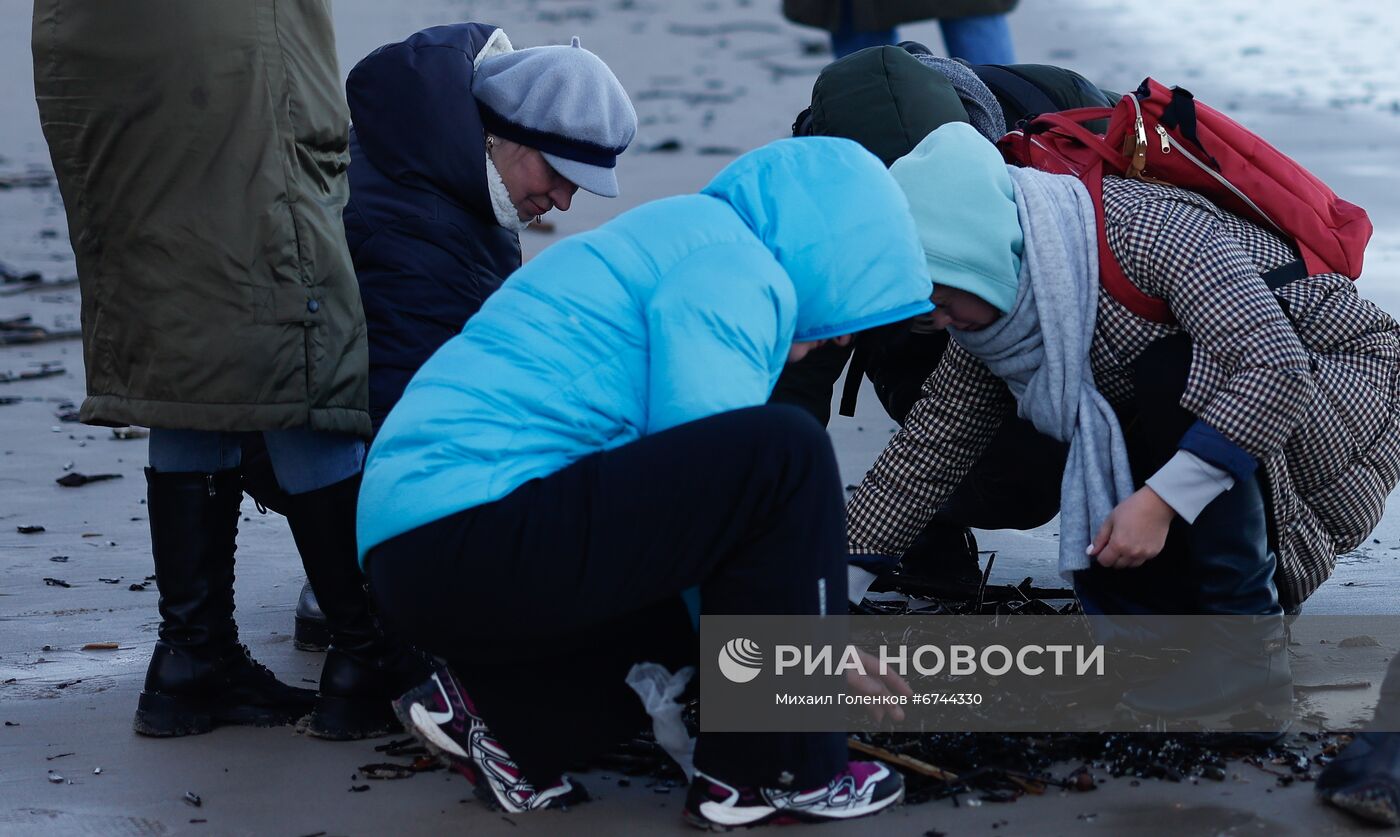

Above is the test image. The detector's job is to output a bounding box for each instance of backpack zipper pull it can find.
[1155,124,1172,154]
[1127,95,1149,177]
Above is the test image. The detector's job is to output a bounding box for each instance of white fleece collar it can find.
[477,29,528,232]
[485,149,532,233]
[474,28,513,67]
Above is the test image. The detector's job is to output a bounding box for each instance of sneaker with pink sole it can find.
[392,666,588,813]
[683,761,904,829]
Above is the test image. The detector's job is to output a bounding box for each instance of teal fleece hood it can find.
[703,137,933,341]
[890,122,1023,313]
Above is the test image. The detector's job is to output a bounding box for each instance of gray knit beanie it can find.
[473,36,637,198]
[913,54,1006,143]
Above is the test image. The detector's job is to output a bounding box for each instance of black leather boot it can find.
[237,439,331,653]
[866,520,981,599]
[1120,476,1291,724]
[133,468,316,737]
[894,520,982,589]
[294,581,331,651]
[285,473,430,740]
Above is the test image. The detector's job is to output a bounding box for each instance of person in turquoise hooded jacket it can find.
[360,137,931,827]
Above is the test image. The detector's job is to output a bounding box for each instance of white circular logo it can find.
[718,637,764,684]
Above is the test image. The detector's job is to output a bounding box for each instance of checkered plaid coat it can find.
[846,176,1400,607]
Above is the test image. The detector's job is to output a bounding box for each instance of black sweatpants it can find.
[366,405,849,788]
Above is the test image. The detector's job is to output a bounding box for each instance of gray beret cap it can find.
[472,36,637,197]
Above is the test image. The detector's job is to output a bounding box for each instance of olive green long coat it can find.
[783,0,1020,32]
[32,0,370,437]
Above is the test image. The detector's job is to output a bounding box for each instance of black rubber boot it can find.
[1120,476,1291,724]
[286,473,430,740]
[133,468,316,737]
[294,581,331,652]
[1317,656,1400,826]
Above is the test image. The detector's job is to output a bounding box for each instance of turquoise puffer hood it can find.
[890,122,1023,313]
[704,138,934,341]
[358,137,930,560]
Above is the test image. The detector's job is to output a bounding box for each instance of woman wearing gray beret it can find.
[343,23,637,434]
[288,25,638,649]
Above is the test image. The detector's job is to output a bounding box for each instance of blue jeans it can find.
[148,429,364,495]
[938,13,1016,64]
[830,0,1016,64]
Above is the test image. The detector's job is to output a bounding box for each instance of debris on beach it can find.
[0,275,78,298]
[42,577,71,588]
[0,316,80,345]
[373,737,424,757]
[848,730,1339,805]
[0,363,66,384]
[357,763,415,780]
[861,568,1078,616]
[111,426,149,441]
[183,791,202,807]
[55,472,122,488]
[17,525,45,534]
[0,170,55,191]
[81,642,118,651]
[0,259,41,284]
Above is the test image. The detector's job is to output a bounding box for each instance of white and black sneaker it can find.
[392,666,587,812]
[683,761,904,829]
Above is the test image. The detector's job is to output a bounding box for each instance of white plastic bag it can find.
[625,662,697,780]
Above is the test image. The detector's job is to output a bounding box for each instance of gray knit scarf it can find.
[950,167,1134,580]
[912,55,1006,142]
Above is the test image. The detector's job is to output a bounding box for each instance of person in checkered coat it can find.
[846,125,1400,620]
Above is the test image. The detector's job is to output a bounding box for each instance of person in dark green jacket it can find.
[771,45,1110,590]
[783,0,1020,62]
[33,0,422,741]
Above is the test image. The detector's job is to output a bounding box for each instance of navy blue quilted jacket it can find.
[343,23,522,431]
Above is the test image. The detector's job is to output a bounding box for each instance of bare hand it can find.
[1087,487,1176,569]
[845,649,914,724]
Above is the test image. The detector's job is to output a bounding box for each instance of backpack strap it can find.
[1261,258,1308,290]
[972,64,1061,121]
[792,106,815,137]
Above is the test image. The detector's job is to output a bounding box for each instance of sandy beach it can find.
[3,0,1400,834]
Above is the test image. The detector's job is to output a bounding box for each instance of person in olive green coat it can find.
[33,0,421,741]
[782,0,1020,62]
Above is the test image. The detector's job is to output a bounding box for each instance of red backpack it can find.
[997,78,1373,324]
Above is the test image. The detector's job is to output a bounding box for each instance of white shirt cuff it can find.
[847,565,879,604]
[1145,450,1236,524]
